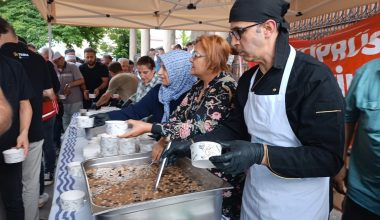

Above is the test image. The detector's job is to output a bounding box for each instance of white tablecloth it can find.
[49,114,95,220]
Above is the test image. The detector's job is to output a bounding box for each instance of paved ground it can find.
[39,183,54,220]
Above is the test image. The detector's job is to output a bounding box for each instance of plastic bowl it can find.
[190,141,222,169]
[2,148,25,164]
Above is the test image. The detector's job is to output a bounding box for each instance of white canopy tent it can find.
[31,0,379,76]
[32,0,380,32]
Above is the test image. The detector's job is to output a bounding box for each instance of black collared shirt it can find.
[0,43,52,142]
[0,54,34,150]
[194,39,345,179]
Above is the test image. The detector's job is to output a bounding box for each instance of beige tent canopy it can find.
[32,0,379,31]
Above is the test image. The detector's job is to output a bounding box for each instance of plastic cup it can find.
[105,120,128,136]
[60,190,85,211]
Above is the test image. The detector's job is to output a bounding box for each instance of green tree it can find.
[0,0,105,49]
[98,41,115,55]
[105,28,141,59]
[180,30,190,47]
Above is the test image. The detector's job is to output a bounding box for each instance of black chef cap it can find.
[229,0,290,32]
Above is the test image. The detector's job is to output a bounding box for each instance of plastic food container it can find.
[190,141,222,168]
[2,148,25,164]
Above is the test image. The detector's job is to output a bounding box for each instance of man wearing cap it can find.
[53,51,85,130]
[162,0,345,219]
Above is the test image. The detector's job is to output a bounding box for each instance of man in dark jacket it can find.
[162,0,345,219]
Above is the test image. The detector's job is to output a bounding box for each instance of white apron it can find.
[241,46,330,220]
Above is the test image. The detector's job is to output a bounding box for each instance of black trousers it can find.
[40,160,44,196]
[342,196,380,220]
[0,154,24,220]
[54,101,64,149]
[42,116,56,174]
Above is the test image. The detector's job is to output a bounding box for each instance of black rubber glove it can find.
[160,139,193,160]
[209,140,264,175]
[90,113,110,127]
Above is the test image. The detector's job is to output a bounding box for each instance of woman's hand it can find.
[118,120,153,138]
[151,138,167,161]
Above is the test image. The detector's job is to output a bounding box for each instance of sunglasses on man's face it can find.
[229,23,262,40]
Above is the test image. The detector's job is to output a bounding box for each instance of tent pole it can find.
[47,0,53,60]
[48,21,52,60]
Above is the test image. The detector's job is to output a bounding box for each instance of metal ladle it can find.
[153,142,172,191]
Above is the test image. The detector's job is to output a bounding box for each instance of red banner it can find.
[290,13,380,95]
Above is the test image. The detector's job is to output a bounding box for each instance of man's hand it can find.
[16,132,29,157]
[160,139,193,160]
[96,92,112,107]
[209,140,264,175]
[63,84,71,96]
[333,166,347,194]
[94,88,100,97]
[118,120,152,138]
[90,113,110,127]
[83,90,89,101]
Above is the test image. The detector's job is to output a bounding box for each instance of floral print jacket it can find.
[151,71,243,219]
[152,72,237,140]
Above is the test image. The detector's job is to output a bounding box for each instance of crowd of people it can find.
[0,0,379,219]
[0,15,203,220]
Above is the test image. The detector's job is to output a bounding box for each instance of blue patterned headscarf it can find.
[158,50,196,122]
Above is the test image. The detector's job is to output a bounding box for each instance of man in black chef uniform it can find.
[161,0,345,219]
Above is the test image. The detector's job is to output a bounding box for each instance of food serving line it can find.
[49,113,96,220]
[49,111,230,220]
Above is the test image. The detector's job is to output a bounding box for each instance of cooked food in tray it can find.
[86,164,204,208]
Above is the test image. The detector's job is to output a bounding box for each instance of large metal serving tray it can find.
[81,153,232,220]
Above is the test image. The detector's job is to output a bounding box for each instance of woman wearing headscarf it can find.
[91,50,196,125]
[119,35,243,219]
